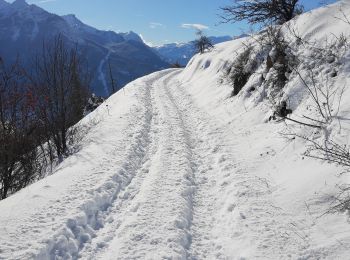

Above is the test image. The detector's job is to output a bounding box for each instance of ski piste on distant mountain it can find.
[0,0,169,96]
[153,35,237,66]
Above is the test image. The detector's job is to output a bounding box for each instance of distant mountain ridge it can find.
[153,36,234,66]
[0,0,169,96]
[0,0,9,8]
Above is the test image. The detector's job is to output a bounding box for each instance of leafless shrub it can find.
[286,21,349,64]
[263,27,297,98]
[29,35,90,160]
[222,44,257,96]
[334,6,350,27]
[219,0,304,26]
[291,67,345,127]
[194,30,214,54]
[303,138,350,170]
[0,58,43,199]
[279,26,350,216]
[0,35,92,199]
[326,184,350,214]
[221,26,298,99]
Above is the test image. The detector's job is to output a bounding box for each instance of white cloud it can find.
[149,22,165,29]
[36,0,57,3]
[181,23,209,31]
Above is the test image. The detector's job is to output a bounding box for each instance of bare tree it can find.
[30,35,90,159]
[219,0,304,25]
[0,36,93,199]
[194,30,214,54]
[0,58,41,199]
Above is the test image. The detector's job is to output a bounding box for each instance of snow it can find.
[97,51,111,97]
[61,14,97,35]
[120,31,144,43]
[1,1,350,259]
[153,36,233,66]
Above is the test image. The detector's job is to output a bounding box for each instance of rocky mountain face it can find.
[0,0,169,96]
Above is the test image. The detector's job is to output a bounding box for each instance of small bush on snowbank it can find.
[262,27,297,99]
[222,27,297,100]
[223,45,258,96]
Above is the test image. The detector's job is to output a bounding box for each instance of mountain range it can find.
[0,0,236,95]
[0,0,169,96]
[153,36,234,66]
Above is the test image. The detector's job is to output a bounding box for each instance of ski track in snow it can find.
[81,69,196,259]
[41,71,172,259]
[79,69,311,259]
[170,80,310,259]
[153,75,305,259]
[0,68,343,259]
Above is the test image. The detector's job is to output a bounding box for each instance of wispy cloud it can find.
[149,22,165,29]
[181,23,209,31]
[36,0,57,3]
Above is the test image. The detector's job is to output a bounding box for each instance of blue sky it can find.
[10,0,337,46]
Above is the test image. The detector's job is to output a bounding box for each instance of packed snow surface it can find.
[1,1,350,259]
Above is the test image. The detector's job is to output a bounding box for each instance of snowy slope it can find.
[1,1,350,259]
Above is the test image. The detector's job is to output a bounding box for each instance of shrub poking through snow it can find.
[221,27,297,100]
[224,45,257,96]
[261,27,297,100]
[327,184,350,214]
[269,100,292,120]
[84,93,105,115]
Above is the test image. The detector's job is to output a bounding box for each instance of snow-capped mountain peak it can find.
[62,14,79,24]
[61,14,97,33]
[120,31,143,43]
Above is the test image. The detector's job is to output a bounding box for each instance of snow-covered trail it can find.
[90,70,196,259]
[77,68,215,259]
[1,65,348,259]
[79,69,311,259]
[3,2,350,258]
[0,69,177,259]
[151,73,301,259]
[0,69,304,259]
